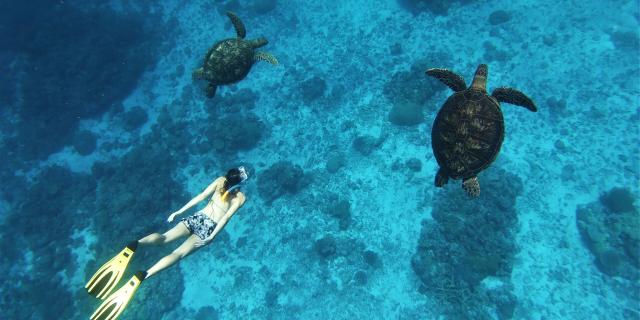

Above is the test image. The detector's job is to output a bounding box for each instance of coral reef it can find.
[257,161,310,203]
[72,130,98,156]
[314,235,338,259]
[362,249,381,268]
[546,97,569,120]
[1,166,96,319]
[249,0,278,15]
[609,29,640,52]
[213,88,261,113]
[325,153,346,173]
[397,0,475,16]
[353,134,386,156]
[599,187,636,213]
[121,106,149,131]
[321,193,352,230]
[78,106,191,317]
[576,187,639,280]
[483,41,511,62]
[384,58,447,125]
[388,101,424,126]
[2,1,166,160]
[90,107,190,244]
[488,10,511,25]
[299,76,327,103]
[405,158,422,172]
[205,112,267,153]
[411,167,522,318]
[195,306,219,320]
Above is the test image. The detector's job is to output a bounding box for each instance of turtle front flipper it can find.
[206,83,217,98]
[255,52,278,65]
[192,67,205,80]
[425,68,467,92]
[491,87,537,112]
[462,176,480,197]
[435,167,449,187]
[226,11,246,39]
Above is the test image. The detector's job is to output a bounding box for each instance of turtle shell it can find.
[431,89,504,180]
[203,38,254,85]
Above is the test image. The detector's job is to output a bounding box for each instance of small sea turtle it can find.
[426,64,537,197]
[193,11,278,98]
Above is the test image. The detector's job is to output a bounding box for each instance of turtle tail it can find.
[470,64,488,92]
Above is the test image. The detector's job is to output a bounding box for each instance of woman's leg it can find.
[138,222,190,246]
[145,234,201,278]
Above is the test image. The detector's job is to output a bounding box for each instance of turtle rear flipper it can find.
[426,68,467,92]
[255,52,278,65]
[226,11,246,39]
[492,87,537,112]
[435,168,449,187]
[462,176,480,197]
[206,83,217,98]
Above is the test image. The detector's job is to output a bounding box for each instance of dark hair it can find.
[223,167,244,192]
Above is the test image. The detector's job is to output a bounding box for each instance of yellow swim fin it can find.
[90,271,147,320]
[85,241,137,299]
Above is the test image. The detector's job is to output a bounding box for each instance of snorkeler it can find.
[85,166,248,320]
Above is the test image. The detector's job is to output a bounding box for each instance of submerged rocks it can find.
[257,161,309,203]
[195,306,219,320]
[300,76,327,103]
[384,57,447,126]
[72,130,98,155]
[488,10,511,25]
[397,0,476,15]
[576,187,639,280]
[331,199,352,230]
[353,134,386,156]
[411,167,522,317]
[121,106,148,131]
[599,187,636,213]
[325,153,346,173]
[388,101,424,126]
[249,0,278,15]
[206,113,267,153]
[314,235,338,259]
[362,249,381,268]
[609,29,640,52]
[5,2,166,160]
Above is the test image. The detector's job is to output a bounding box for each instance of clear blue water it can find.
[0,0,638,319]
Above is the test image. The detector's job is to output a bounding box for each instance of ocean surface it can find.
[0,0,638,319]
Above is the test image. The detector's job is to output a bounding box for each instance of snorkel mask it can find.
[221,166,249,202]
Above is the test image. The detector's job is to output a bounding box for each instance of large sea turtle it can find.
[193,11,278,98]
[426,64,537,197]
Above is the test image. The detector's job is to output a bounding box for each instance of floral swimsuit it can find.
[181,210,217,240]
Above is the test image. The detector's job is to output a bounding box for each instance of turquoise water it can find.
[1,0,639,319]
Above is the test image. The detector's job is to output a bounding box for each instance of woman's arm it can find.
[197,192,246,246]
[168,177,224,222]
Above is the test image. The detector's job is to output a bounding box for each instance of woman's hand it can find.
[195,235,214,248]
[167,211,181,223]
[194,239,208,248]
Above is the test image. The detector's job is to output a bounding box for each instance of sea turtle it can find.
[193,11,278,98]
[426,64,537,197]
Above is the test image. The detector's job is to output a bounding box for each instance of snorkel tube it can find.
[221,166,248,202]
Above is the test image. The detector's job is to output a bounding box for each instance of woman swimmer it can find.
[85,166,248,320]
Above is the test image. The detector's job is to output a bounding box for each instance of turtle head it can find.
[192,67,205,80]
[470,64,488,92]
[250,37,268,49]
